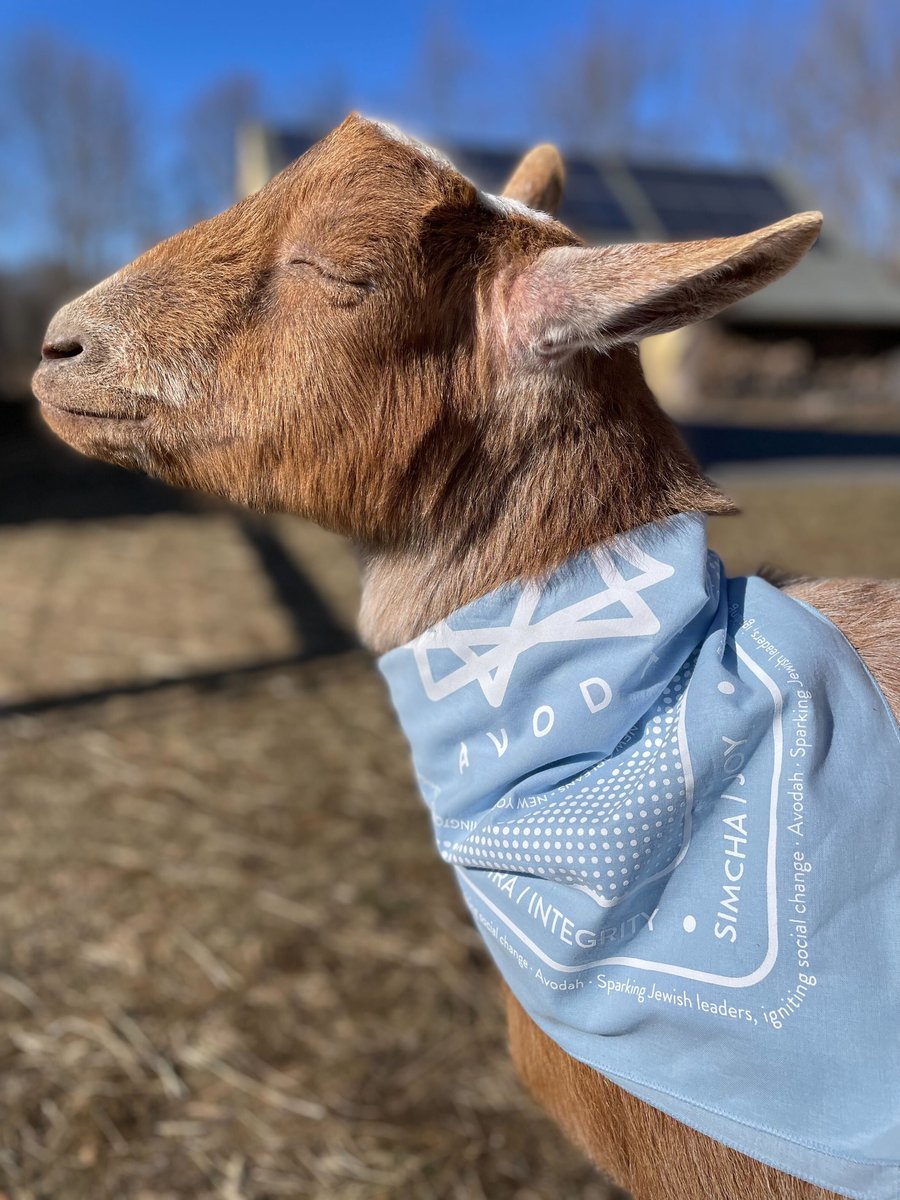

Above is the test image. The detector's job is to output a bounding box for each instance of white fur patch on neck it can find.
[368,119,454,169]
[479,190,552,222]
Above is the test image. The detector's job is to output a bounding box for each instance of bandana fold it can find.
[379,516,900,1199]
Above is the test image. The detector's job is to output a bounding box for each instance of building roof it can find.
[238,125,900,330]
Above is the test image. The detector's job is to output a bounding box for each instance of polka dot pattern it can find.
[437,658,693,901]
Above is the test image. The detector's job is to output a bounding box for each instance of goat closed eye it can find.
[286,254,375,307]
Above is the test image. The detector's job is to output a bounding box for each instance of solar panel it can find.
[559,159,632,233]
[629,166,792,239]
[451,148,518,193]
[274,133,316,169]
[455,149,632,234]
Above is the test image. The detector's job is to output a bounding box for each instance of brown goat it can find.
[33,114,899,1200]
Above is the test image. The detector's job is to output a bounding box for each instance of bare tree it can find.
[778,0,900,259]
[11,31,155,283]
[536,28,646,153]
[534,2,714,159]
[180,74,261,222]
[533,0,899,263]
[414,7,478,137]
[301,68,349,133]
[699,0,900,260]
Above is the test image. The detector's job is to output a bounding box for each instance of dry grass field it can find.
[1,460,898,1200]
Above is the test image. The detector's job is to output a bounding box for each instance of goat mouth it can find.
[32,370,155,424]
[39,399,149,423]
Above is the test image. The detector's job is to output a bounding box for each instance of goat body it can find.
[33,114,898,1200]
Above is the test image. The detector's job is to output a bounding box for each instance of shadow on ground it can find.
[0,402,355,717]
[1,396,898,1198]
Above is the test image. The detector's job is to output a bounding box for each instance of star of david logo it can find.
[413,544,675,708]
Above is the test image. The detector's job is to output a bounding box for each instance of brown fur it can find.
[501,144,566,215]
[32,114,890,1200]
[506,991,836,1200]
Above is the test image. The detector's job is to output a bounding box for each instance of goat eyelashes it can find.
[285,246,375,303]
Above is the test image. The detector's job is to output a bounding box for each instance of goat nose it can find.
[42,335,85,362]
[42,300,112,370]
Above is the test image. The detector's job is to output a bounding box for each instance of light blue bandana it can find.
[379,516,900,1199]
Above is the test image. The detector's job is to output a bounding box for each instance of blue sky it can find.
[3,0,798,140]
[0,0,817,267]
[4,0,597,133]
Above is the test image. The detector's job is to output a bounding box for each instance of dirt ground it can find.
[1,460,899,1200]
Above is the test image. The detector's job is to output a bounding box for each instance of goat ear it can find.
[501,144,565,216]
[501,212,823,362]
